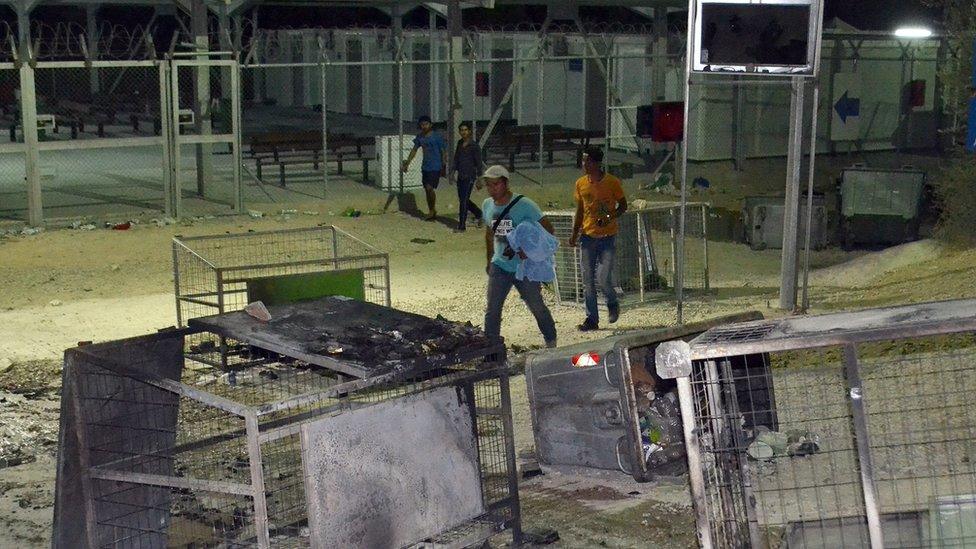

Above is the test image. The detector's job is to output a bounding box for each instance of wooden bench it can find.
[247,131,372,185]
[483,125,600,171]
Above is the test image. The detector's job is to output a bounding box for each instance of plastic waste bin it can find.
[839,166,926,248]
[742,195,828,251]
[525,311,775,482]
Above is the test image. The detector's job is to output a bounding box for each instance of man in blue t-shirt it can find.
[402,115,447,221]
[481,165,558,349]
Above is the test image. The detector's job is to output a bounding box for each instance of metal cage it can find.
[172,226,391,326]
[547,202,709,308]
[655,299,976,549]
[53,297,521,549]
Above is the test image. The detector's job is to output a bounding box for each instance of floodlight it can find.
[894,27,933,39]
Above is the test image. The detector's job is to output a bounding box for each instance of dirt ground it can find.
[1,156,975,548]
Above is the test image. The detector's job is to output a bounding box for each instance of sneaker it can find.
[453,227,466,233]
[544,339,558,349]
[475,217,484,229]
[425,211,437,221]
[577,319,599,332]
[608,303,620,324]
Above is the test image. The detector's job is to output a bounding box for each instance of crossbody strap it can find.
[491,195,525,234]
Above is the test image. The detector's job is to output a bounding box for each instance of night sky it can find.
[1,2,944,34]
[824,0,941,31]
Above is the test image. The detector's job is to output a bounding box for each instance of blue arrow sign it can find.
[834,91,861,124]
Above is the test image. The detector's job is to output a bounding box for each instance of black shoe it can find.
[577,319,599,332]
[453,227,466,233]
[608,303,620,324]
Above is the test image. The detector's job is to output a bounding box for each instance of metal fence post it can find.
[231,59,243,211]
[701,203,710,292]
[159,61,175,218]
[676,376,714,549]
[779,77,805,311]
[20,62,42,226]
[321,60,329,192]
[397,56,405,194]
[537,51,544,172]
[244,412,271,548]
[843,344,885,549]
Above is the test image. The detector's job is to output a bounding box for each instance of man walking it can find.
[481,165,558,349]
[402,115,447,221]
[452,122,484,232]
[569,147,627,331]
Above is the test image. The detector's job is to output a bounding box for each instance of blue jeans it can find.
[580,234,617,324]
[485,264,557,346]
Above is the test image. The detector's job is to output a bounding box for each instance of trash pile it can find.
[637,390,686,474]
[747,427,821,461]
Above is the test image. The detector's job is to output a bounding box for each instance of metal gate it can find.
[166,56,242,217]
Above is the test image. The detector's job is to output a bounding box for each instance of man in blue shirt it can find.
[402,115,447,221]
[481,165,558,349]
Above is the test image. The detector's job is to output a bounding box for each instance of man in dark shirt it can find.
[452,122,484,232]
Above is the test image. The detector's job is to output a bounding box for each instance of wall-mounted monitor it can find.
[692,0,823,75]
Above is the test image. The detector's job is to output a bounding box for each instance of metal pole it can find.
[676,374,714,549]
[321,60,329,192]
[678,0,695,325]
[701,203,710,292]
[245,413,272,548]
[499,372,523,545]
[231,60,243,211]
[842,344,885,549]
[86,6,100,95]
[779,77,805,311]
[21,62,42,226]
[397,57,405,194]
[801,80,821,312]
[171,58,183,218]
[191,0,212,197]
[471,54,478,143]
[604,51,612,167]
[537,51,544,172]
[160,62,174,218]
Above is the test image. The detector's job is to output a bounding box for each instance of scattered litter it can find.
[111,222,131,231]
[150,217,177,227]
[48,300,62,307]
[410,238,435,244]
[244,301,272,322]
[110,264,120,271]
[631,198,649,210]
[79,224,95,230]
[248,210,264,219]
[341,207,362,218]
[747,428,821,461]
[20,227,42,236]
[519,459,543,479]
[693,176,711,189]
[302,211,319,216]
[0,358,13,373]
[280,209,297,215]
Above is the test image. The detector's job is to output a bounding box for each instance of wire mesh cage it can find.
[53,298,522,549]
[655,299,976,549]
[547,202,709,309]
[173,226,390,322]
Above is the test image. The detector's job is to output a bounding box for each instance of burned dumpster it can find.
[53,296,521,548]
[524,312,776,482]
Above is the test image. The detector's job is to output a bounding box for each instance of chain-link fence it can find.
[0,63,25,221]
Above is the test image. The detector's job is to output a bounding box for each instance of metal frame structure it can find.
[679,0,825,316]
[53,298,523,548]
[172,225,391,330]
[655,298,976,549]
[547,202,710,316]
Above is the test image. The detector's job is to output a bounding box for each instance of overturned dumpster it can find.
[524,311,775,482]
[53,296,521,549]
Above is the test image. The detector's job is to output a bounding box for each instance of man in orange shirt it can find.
[568,147,627,331]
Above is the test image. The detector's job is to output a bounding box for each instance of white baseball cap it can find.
[481,165,510,180]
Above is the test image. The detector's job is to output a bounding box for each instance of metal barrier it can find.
[656,299,976,549]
